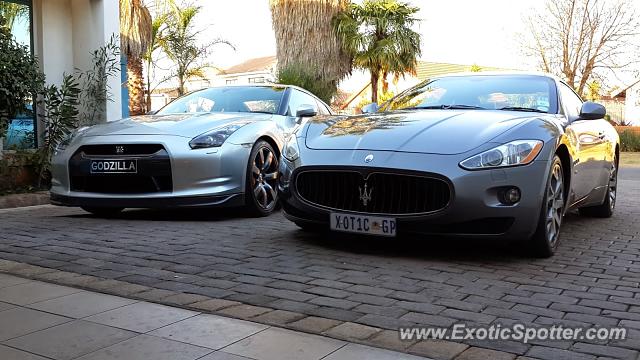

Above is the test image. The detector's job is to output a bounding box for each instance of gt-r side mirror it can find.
[362,102,379,114]
[579,101,606,120]
[295,104,318,123]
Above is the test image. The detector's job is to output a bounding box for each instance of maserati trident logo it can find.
[359,183,373,206]
[115,146,125,154]
[364,154,374,163]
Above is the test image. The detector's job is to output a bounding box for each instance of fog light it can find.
[499,187,521,205]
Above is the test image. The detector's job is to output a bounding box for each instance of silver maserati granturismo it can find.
[279,73,620,257]
[50,85,332,216]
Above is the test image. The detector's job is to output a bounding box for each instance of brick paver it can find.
[0,176,638,359]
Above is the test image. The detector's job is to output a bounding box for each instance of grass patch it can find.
[620,152,640,168]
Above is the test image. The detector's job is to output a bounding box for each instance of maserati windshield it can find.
[158,86,285,115]
[382,75,558,113]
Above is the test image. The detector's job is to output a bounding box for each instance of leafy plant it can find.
[35,74,81,184]
[334,0,422,103]
[161,0,233,96]
[620,130,640,152]
[77,34,120,126]
[276,64,336,104]
[0,23,45,139]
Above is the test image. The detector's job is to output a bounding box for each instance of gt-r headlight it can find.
[283,136,300,161]
[55,127,88,153]
[460,140,544,170]
[189,122,250,149]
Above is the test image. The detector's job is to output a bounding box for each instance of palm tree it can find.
[161,1,232,96]
[143,11,168,111]
[334,0,421,103]
[269,0,352,100]
[119,0,152,116]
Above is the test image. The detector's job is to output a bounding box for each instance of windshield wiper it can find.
[406,104,486,110]
[498,106,547,113]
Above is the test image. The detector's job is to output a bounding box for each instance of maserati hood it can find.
[305,110,540,155]
[81,113,272,138]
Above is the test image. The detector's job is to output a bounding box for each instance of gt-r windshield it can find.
[382,75,558,114]
[157,86,286,115]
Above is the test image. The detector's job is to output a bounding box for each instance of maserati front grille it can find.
[295,169,451,215]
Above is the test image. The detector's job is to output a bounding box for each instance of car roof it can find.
[431,71,562,82]
[190,84,327,105]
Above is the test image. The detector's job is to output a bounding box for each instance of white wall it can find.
[33,0,122,122]
[626,84,640,125]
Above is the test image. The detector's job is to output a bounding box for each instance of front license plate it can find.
[90,159,138,174]
[330,212,396,237]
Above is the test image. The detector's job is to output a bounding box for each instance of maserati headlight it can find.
[189,122,250,149]
[283,136,300,161]
[459,140,544,170]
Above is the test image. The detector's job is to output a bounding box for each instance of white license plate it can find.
[330,212,397,237]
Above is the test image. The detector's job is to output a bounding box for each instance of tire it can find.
[578,155,617,218]
[528,155,565,258]
[81,207,124,217]
[245,140,279,217]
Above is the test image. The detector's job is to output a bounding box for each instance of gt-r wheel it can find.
[245,140,279,216]
[579,155,617,218]
[80,207,123,217]
[529,155,565,258]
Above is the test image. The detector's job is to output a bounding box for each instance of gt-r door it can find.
[281,89,327,134]
[559,83,607,202]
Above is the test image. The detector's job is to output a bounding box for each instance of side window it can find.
[287,90,319,116]
[316,100,331,115]
[559,83,583,119]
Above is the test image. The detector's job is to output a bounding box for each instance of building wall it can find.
[33,0,122,122]
[626,84,640,124]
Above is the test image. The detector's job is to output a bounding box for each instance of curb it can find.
[0,259,524,360]
[0,191,49,209]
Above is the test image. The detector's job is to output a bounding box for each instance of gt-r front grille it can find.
[295,169,451,215]
[69,145,172,194]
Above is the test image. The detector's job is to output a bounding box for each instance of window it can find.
[1,0,35,149]
[558,83,584,120]
[383,75,558,114]
[287,90,320,116]
[248,77,265,84]
[316,100,331,115]
[226,78,238,84]
[157,86,286,115]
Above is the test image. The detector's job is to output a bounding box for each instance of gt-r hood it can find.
[81,113,272,138]
[305,110,540,155]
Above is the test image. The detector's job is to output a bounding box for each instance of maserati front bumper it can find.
[278,147,552,241]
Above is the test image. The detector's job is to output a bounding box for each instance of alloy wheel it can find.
[251,146,279,210]
[608,161,617,212]
[545,162,564,247]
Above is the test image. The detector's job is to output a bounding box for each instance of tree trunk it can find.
[127,55,146,116]
[370,70,379,103]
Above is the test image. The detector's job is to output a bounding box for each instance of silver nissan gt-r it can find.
[50,84,332,216]
[278,73,620,257]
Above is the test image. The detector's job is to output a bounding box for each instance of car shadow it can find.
[65,207,250,222]
[295,211,593,262]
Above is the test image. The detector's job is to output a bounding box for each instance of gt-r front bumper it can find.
[278,147,552,241]
[50,134,251,209]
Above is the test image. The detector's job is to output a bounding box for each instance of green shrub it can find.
[620,130,640,152]
[276,64,336,104]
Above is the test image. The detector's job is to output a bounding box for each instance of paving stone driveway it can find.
[0,174,639,360]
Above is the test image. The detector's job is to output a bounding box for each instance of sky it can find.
[200,0,540,70]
